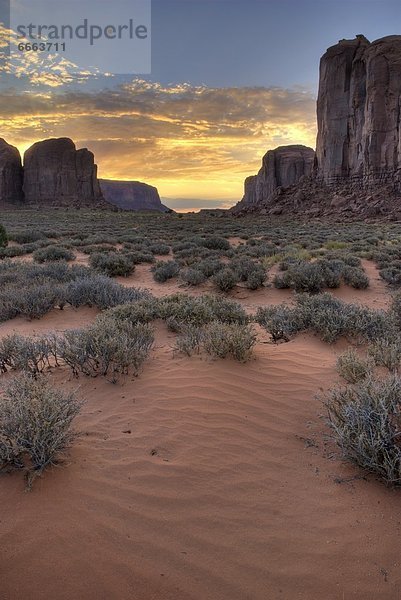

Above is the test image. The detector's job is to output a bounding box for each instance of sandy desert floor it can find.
[1,259,401,600]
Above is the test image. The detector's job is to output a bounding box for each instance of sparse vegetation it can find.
[325,375,401,485]
[0,373,82,487]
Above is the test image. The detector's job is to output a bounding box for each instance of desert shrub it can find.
[213,268,238,292]
[152,260,180,283]
[59,317,154,382]
[231,258,267,289]
[0,334,58,376]
[11,230,46,244]
[325,375,401,485]
[336,349,372,383]
[0,224,8,248]
[202,322,256,362]
[368,338,401,372]
[0,373,82,486]
[201,236,230,251]
[158,294,213,326]
[180,268,206,286]
[14,283,61,319]
[198,259,223,277]
[175,324,204,356]
[380,267,401,287]
[124,250,155,264]
[296,293,392,343]
[342,266,369,289]
[103,298,159,325]
[274,262,331,294]
[246,266,267,290]
[200,295,248,324]
[149,242,170,255]
[64,276,149,310]
[33,245,76,263]
[89,251,135,277]
[255,305,304,342]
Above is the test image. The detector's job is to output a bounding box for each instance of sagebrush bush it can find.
[336,349,372,383]
[59,317,154,382]
[180,268,206,286]
[90,251,135,277]
[202,322,256,362]
[33,245,76,263]
[0,373,82,486]
[325,375,401,485]
[342,266,369,289]
[175,324,204,356]
[368,338,401,372]
[255,305,304,342]
[213,268,238,292]
[152,260,180,283]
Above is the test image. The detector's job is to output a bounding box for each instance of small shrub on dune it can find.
[325,375,401,485]
[14,283,60,320]
[0,373,82,487]
[64,276,149,310]
[255,305,304,342]
[201,294,248,324]
[90,251,135,277]
[0,334,56,376]
[202,322,256,362]
[152,260,180,283]
[104,298,159,325]
[336,349,372,383]
[212,268,238,292]
[59,317,154,382]
[175,324,204,356]
[33,245,76,263]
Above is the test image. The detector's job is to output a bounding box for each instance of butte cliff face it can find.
[316,35,401,190]
[0,138,23,205]
[234,35,401,219]
[100,179,171,212]
[23,138,105,207]
[232,145,315,214]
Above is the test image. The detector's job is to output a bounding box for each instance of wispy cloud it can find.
[0,76,317,200]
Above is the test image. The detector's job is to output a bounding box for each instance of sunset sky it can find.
[1,0,400,210]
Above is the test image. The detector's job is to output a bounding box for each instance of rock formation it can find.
[232,145,315,214]
[316,35,401,190]
[100,179,171,212]
[23,138,105,207]
[234,35,401,220]
[0,138,23,205]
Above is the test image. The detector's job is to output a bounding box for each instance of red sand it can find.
[1,262,400,599]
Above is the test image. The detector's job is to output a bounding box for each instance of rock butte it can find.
[0,136,169,212]
[234,35,401,219]
[23,138,105,208]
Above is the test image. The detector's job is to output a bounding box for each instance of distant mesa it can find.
[0,136,165,212]
[100,179,171,213]
[232,145,315,214]
[234,35,401,219]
